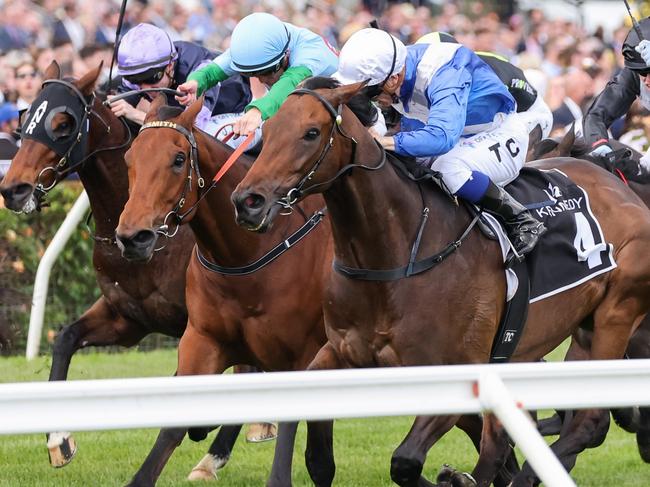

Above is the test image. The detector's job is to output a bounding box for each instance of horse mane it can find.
[532,136,590,160]
[157,105,185,121]
[300,76,379,128]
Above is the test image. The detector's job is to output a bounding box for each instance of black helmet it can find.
[623,17,650,71]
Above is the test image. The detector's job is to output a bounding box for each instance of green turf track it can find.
[0,349,647,486]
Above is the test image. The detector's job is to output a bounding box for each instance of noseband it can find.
[138,120,205,238]
[278,88,386,210]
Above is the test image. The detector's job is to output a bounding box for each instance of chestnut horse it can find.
[232,81,650,487]
[114,95,333,487]
[532,129,650,458]
[0,62,270,475]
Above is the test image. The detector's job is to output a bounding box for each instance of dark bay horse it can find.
[232,81,650,487]
[114,95,332,487]
[0,62,270,475]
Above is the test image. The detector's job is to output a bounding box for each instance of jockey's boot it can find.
[478,180,547,260]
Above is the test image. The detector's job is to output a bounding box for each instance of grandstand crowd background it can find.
[0,0,648,354]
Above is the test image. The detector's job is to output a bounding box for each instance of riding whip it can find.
[623,0,645,40]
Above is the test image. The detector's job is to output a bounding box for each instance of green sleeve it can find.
[246,66,312,120]
[187,63,229,96]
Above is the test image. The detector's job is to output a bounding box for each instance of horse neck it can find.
[76,109,130,238]
[189,132,260,264]
[323,135,464,271]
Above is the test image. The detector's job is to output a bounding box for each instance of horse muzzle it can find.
[115,229,159,262]
[0,182,36,212]
[232,190,276,233]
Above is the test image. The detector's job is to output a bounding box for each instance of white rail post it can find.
[478,372,576,487]
[25,191,90,360]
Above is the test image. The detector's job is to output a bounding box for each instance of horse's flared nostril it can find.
[0,183,34,206]
[115,229,158,261]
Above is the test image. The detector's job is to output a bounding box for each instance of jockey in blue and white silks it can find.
[334,28,547,260]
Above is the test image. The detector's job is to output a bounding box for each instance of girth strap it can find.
[333,215,479,281]
[196,209,326,276]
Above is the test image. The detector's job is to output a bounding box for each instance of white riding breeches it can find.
[202,112,264,150]
[518,94,553,139]
[425,111,530,194]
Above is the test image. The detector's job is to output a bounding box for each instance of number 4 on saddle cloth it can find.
[486,167,617,362]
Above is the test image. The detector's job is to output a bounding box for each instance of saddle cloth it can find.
[488,167,617,303]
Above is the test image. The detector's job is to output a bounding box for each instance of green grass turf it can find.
[0,348,647,486]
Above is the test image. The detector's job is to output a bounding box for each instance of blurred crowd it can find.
[0,0,649,176]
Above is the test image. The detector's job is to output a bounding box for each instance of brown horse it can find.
[0,62,270,475]
[532,128,650,459]
[114,95,333,487]
[232,81,650,487]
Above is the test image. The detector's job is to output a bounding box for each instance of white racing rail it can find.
[25,191,90,360]
[3,360,650,486]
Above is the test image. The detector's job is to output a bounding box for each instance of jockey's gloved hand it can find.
[636,40,650,66]
[589,143,613,158]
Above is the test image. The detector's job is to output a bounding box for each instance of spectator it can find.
[14,62,42,111]
[552,68,595,134]
[0,102,19,179]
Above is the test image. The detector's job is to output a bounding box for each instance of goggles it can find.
[239,56,286,78]
[123,67,166,85]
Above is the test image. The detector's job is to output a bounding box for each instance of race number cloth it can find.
[505,167,616,302]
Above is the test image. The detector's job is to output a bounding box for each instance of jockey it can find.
[333,28,546,260]
[176,12,339,138]
[417,32,553,138]
[584,17,650,172]
[109,23,251,133]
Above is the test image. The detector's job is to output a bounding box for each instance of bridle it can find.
[24,79,132,205]
[138,119,205,238]
[278,88,387,211]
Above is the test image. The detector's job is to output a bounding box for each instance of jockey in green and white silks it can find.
[334,28,546,260]
[177,12,339,145]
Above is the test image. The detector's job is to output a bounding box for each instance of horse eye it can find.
[303,128,320,141]
[173,152,186,167]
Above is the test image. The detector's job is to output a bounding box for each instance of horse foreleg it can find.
[267,342,342,487]
[469,413,514,487]
[125,325,229,487]
[48,296,147,468]
[390,414,460,487]
[188,424,243,481]
[457,415,519,487]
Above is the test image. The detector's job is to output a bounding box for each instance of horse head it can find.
[0,61,114,212]
[232,80,368,232]
[115,96,204,261]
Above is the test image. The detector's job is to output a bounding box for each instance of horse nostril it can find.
[132,230,156,246]
[0,183,33,202]
[244,193,265,210]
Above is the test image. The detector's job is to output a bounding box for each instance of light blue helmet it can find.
[229,13,290,73]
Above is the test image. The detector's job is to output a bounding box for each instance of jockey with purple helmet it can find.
[176,12,339,139]
[108,23,251,132]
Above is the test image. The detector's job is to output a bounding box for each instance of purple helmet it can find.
[117,23,177,77]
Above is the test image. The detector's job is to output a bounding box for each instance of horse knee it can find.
[52,324,82,355]
[586,410,610,449]
[390,450,424,487]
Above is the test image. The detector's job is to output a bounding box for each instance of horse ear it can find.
[76,61,104,96]
[43,60,61,80]
[176,96,204,129]
[533,138,560,160]
[327,80,369,107]
[557,122,576,156]
[144,94,168,123]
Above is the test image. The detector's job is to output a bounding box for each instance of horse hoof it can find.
[188,454,219,481]
[637,430,650,463]
[47,432,77,468]
[436,464,477,487]
[246,422,277,443]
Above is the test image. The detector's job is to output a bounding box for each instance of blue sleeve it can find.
[394,65,472,157]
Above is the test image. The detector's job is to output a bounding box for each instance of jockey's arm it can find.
[246,66,312,120]
[583,68,639,150]
[187,62,230,96]
[393,68,470,158]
